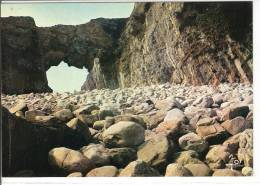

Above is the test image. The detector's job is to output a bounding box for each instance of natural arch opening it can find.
[46,61,88,93]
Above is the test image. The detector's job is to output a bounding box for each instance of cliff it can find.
[1,2,252,94]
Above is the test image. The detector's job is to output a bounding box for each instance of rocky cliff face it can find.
[1,2,252,94]
[117,2,252,88]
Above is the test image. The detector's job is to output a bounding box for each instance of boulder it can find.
[137,135,173,171]
[93,120,106,130]
[73,105,100,116]
[222,105,249,120]
[80,144,110,166]
[221,116,246,135]
[196,123,229,144]
[205,145,232,170]
[165,163,192,176]
[213,169,243,176]
[184,163,212,176]
[66,118,91,143]
[86,166,118,177]
[155,98,182,111]
[119,160,160,177]
[196,117,215,126]
[102,121,145,148]
[77,114,99,127]
[142,111,166,129]
[199,97,214,108]
[49,147,95,175]
[53,109,74,122]
[178,133,208,153]
[108,147,137,168]
[154,108,189,137]
[173,150,203,166]
[114,115,146,128]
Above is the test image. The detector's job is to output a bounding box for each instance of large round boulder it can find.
[102,121,145,148]
[49,147,95,175]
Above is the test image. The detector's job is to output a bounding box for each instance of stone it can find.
[196,123,228,144]
[119,160,160,177]
[163,108,188,124]
[93,120,106,130]
[222,105,249,120]
[73,105,100,116]
[67,172,83,177]
[241,167,253,176]
[155,98,182,111]
[200,97,214,108]
[223,133,241,153]
[154,109,188,137]
[66,118,91,143]
[108,147,137,168]
[98,109,115,120]
[114,115,146,128]
[173,150,203,166]
[77,114,99,127]
[205,145,231,170]
[178,133,208,153]
[9,101,28,114]
[196,117,215,126]
[53,109,74,122]
[238,129,253,167]
[221,116,246,135]
[184,163,212,176]
[142,111,167,129]
[165,163,192,176]
[212,169,243,176]
[137,135,173,171]
[49,147,95,175]
[102,121,145,148]
[80,144,110,166]
[25,110,46,122]
[86,166,118,177]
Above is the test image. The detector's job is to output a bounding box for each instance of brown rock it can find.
[119,160,160,177]
[221,116,246,135]
[49,147,95,175]
[86,166,118,177]
[25,110,46,122]
[184,163,212,176]
[165,163,192,176]
[137,135,173,171]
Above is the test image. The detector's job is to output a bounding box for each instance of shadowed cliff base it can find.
[1,2,252,95]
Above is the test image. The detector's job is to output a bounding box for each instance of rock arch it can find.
[1,16,126,94]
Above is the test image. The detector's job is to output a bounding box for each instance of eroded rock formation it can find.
[1,16,126,93]
[1,2,252,94]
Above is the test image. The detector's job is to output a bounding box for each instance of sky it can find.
[1,2,134,92]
